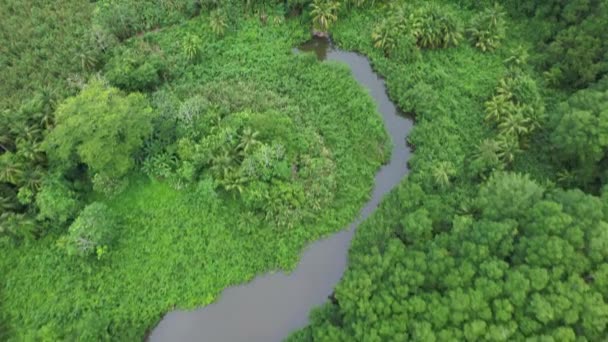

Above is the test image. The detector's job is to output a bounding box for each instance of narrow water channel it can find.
[148,37,414,342]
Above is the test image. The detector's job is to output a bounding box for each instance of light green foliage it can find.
[371,7,420,61]
[371,2,462,56]
[44,79,155,186]
[482,68,545,167]
[311,0,341,33]
[172,105,337,228]
[467,3,506,52]
[182,33,203,61]
[63,202,117,257]
[209,9,229,36]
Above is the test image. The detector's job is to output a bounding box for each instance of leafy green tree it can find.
[35,177,81,226]
[104,44,168,92]
[476,172,543,221]
[62,202,117,258]
[292,173,608,341]
[551,87,608,188]
[43,79,154,190]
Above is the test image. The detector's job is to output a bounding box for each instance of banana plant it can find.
[311,0,340,34]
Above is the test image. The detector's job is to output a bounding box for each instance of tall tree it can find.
[43,79,155,191]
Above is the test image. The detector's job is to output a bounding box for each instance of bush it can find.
[411,4,463,49]
[35,177,81,226]
[63,202,117,258]
[104,44,169,92]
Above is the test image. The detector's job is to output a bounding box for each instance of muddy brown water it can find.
[148,37,414,342]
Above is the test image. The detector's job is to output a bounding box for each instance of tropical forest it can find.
[1,0,608,341]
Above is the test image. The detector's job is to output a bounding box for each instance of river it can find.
[148,37,414,342]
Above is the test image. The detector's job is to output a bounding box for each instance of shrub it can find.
[35,178,81,226]
[104,44,168,92]
[63,202,117,258]
[410,4,463,49]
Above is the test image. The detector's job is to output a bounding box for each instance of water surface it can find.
[149,37,414,342]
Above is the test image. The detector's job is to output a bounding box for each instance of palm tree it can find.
[182,34,202,61]
[21,167,44,192]
[431,161,456,189]
[0,131,12,152]
[221,172,248,195]
[311,0,340,34]
[15,139,45,165]
[210,10,228,37]
[10,122,41,142]
[556,169,575,187]
[0,153,24,185]
[475,138,501,166]
[0,194,19,212]
[484,94,513,124]
[496,135,521,165]
[210,147,236,180]
[504,45,529,67]
[498,111,531,138]
[238,127,260,155]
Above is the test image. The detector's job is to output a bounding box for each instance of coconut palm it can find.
[504,45,529,67]
[475,138,501,166]
[210,147,237,179]
[15,139,45,165]
[431,161,456,189]
[238,127,260,154]
[221,172,248,195]
[411,5,463,49]
[484,94,513,123]
[498,111,531,138]
[210,10,228,37]
[0,153,24,185]
[311,0,340,33]
[182,34,202,61]
[496,135,521,165]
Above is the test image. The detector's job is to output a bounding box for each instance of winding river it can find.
[148,37,414,342]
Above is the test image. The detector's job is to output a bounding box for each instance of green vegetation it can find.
[289,0,608,340]
[1,2,388,339]
[2,0,608,340]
